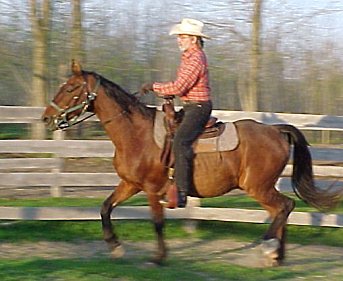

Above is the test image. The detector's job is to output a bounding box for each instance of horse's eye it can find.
[66,84,80,93]
[66,86,74,93]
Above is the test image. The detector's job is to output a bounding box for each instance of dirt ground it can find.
[0,237,343,279]
[1,158,342,279]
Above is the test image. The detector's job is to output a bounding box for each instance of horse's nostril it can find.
[42,116,50,124]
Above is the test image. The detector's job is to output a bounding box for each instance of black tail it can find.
[275,124,342,212]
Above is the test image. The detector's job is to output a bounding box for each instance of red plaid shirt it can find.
[153,46,211,102]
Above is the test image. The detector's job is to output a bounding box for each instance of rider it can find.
[140,18,212,208]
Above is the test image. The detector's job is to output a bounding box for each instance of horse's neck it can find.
[94,94,151,152]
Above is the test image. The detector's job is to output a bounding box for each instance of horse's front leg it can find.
[101,180,139,258]
[146,192,167,265]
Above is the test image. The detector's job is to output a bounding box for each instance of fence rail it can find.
[1,106,343,131]
[0,206,342,228]
[0,106,342,227]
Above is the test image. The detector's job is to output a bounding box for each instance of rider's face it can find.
[177,35,197,52]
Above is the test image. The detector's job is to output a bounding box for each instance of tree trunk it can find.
[30,0,50,139]
[246,0,262,111]
[71,0,85,138]
[71,0,84,63]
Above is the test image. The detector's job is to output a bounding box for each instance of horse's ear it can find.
[71,59,82,76]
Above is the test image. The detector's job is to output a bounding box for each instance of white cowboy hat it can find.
[169,18,210,39]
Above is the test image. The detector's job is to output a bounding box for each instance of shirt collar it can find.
[182,45,200,59]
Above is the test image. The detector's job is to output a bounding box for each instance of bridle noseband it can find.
[50,77,101,130]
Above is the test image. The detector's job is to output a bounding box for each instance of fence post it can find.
[51,130,65,197]
[183,197,201,233]
[321,130,330,144]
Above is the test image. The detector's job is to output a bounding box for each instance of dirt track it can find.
[1,158,342,279]
[0,238,342,277]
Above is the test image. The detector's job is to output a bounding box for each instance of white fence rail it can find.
[0,106,342,227]
[0,206,342,228]
[1,106,342,130]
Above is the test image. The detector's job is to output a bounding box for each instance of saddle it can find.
[160,97,226,167]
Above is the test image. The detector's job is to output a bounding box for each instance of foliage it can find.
[0,1,342,116]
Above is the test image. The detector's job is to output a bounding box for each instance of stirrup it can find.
[159,198,177,209]
[160,180,178,209]
[159,197,186,209]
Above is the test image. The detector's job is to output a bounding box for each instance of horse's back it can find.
[234,118,290,159]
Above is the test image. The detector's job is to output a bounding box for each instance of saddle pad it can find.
[153,111,239,153]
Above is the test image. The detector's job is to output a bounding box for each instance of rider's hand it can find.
[140,82,154,95]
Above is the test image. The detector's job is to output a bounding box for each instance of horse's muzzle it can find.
[41,115,58,131]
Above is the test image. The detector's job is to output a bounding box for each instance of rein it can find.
[51,74,143,130]
[101,92,142,126]
[51,78,100,130]
[101,111,126,126]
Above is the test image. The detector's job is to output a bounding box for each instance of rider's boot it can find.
[177,189,187,208]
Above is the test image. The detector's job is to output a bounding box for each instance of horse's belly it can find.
[193,151,239,197]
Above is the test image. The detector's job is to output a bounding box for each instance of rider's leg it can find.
[173,101,212,207]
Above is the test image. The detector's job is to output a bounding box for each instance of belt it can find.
[182,100,210,105]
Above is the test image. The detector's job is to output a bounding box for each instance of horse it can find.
[42,61,342,266]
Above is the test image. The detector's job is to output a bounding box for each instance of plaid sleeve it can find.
[153,54,203,97]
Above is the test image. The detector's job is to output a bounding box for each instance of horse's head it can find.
[42,60,99,130]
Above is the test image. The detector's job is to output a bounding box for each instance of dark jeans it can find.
[173,100,212,193]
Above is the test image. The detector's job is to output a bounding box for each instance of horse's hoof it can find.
[148,253,167,266]
[110,244,125,259]
[264,257,281,267]
[149,257,165,266]
[261,238,280,258]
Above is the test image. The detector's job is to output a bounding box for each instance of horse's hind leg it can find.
[261,190,295,265]
[101,180,140,258]
[249,188,295,265]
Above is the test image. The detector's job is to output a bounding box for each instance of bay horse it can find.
[42,61,341,266]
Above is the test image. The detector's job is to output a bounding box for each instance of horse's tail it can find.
[274,124,342,212]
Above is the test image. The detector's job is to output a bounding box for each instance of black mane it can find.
[84,71,156,120]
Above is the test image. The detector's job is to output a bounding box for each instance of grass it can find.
[0,256,325,281]
[0,221,342,281]
[0,194,342,212]
[0,196,342,280]
[0,195,342,246]
[0,124,29,140]
[0,219,342,247]
[0,197,105,207]
[201,194,343,213]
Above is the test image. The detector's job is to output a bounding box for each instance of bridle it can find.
[50,76,100,130]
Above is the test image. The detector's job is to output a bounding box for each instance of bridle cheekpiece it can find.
[50,77,100,130]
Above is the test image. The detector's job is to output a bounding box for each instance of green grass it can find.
[0,220,342,247]
[0,256,325,281]
[0,223,342,280]
[0,124,29,139]
[201,194,343,213]
[0,196,146,207]
[0,197,105,207]
[0,196,342,281]
[0,194,342,213]
[0,196,342,247]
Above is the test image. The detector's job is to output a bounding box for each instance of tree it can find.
[30,0,51,139]
[71,0,84,63]
[246,0,262,111]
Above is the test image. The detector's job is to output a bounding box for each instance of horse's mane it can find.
[84,71,156,120]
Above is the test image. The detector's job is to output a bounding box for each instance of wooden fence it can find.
[0,106,342,227]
